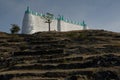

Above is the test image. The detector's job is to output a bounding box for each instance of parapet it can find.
[24,7,87,27]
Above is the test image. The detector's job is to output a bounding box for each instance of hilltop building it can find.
[22,7,88,34]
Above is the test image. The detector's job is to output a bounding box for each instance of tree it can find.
[42,13,54,31]
[10,24,20,34]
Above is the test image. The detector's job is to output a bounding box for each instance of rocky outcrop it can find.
[0,30,120,80]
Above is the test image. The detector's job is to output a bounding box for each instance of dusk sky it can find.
[0,0,120,33]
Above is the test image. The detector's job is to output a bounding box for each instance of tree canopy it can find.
[10,24,20,34]
[42,13,54,31]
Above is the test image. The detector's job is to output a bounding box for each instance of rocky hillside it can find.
[0,30,120,80]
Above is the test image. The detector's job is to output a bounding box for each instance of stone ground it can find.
[0,30,120,80]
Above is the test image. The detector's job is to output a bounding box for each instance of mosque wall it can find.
[22,7,87,34]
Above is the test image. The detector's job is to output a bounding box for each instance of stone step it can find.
[12,53,81,60]
[30,45,65,51]
[7,38,24,42]
[9,56,84,67]
[11,77,60,80]
[30,37,56,41]
[65,75,89,80]
[8,58,120,71]
[31,44,66,50]
[0,42,26,48]
[0,53,71,69]
[6,61,97,70]
[29,40,60,45]
[7,56,83,66]
[13,49,64,56]
[0,47,14,52]
[12,53,70,60]
[2,54,120,71]
[0,70,93,80]
[0,37,12,40]
[37,57,83,64]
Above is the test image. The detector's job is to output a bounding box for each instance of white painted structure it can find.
[22,7,88,34]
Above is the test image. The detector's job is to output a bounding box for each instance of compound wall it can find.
[22,8,86,34]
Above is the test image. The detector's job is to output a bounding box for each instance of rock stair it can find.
[0,30,120,80]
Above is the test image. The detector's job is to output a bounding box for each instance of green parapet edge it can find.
[71,20,73,24]
[25,7,84,27]
[81,21,87,27]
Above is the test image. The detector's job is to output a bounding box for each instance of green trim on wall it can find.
[25,7,85,27]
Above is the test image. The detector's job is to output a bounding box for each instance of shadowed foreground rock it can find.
[0,30,120,80]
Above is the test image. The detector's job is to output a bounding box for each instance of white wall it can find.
[22,13,58,34]
[60,21,83,31]
[22,13,35,34]
[22,13,85,34]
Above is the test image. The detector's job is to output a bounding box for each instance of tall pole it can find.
[48,22,50,31]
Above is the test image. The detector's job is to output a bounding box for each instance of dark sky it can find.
[0,0,120,33]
